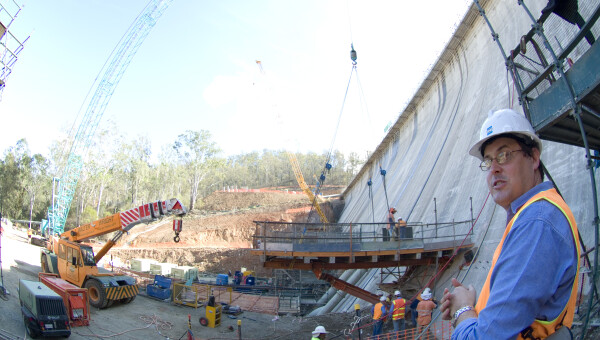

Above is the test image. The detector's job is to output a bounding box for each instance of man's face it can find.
[483,137,540,210]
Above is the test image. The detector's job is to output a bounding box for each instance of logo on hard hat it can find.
[486,126,493,136]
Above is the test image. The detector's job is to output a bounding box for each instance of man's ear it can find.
[531,147,542,174]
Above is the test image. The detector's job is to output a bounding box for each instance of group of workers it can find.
[384,207,407,241]
[371,288,438,336]
[310,108,580,339]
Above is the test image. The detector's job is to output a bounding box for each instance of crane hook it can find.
[350,44,357,65]
[173,219,182,243]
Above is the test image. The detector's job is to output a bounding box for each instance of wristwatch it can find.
[453,306,474,328]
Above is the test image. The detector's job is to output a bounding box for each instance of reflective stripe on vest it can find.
[474,188,580,339]
[392,298,406,319]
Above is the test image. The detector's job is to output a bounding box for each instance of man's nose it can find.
[489,158,503,172]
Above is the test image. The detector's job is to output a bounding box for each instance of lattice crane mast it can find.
[0,0,29,99]
[287,152,328,223]
[44,0,173,236]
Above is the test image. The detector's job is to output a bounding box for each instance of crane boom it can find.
[45,0,173,236]
[41,198,186,309]
[287,152,328,223]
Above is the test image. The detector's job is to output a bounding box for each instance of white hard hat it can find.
[312,326,329,335]
[394,290,401,296]
[469,109,542,161]
[380,295,387,302]
[421,292,432,300]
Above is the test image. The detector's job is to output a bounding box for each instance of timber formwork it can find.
[251,221,474,303]
[251,221,473,271]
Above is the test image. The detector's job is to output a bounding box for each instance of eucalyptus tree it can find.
[0,139,50,223]
[173,130,221,211]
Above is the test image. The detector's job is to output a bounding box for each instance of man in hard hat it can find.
[440,109,580,339]
[384,207,396,241]
[395,217,407,241]
[416,289,437,334]
[389,290,407,334]
[311,325,328,340]
[371,295,388,336]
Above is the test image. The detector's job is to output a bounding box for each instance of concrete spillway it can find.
[321,0,600,313]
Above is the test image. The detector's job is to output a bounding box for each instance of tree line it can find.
[0,128,364,229]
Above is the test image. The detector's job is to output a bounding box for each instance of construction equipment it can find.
[38,272,90,327]
[0,0,29,99]
[254,60,328,223]
[19,279,71,338]
[44,0,173,237]
[287,152,329,223]
[200,295,222,328]
[40,198,186,309]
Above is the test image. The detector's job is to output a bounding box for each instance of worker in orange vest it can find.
[388,290,406,333]
[384,207,396,241]
[395,217,407,240]
[440,109,580,339]
[416,290,437,334]
[371,295,388,336]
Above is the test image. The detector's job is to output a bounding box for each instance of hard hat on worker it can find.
[394,290,402,297]
[312,326,329,335]
[469,108,542,160]
[380,295,387,302]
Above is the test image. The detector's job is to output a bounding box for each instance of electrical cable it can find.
[75,314,172,338]
[405,49,467,222]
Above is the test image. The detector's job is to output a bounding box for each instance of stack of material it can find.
[220,292,279,315]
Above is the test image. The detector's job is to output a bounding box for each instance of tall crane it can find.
[0,0,29,100]
[287,152,329,223]
[254,61,328,223]
[44,0,173,236]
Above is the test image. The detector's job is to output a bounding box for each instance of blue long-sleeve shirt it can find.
[452,181,578,339]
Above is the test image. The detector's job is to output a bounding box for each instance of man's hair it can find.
[481,133,545,181]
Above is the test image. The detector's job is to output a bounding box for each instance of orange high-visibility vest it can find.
[392,298,406,320]
[373,302,386,320]
[475,188,580,339]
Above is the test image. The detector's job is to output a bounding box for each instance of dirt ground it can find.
[111,190,321,277]
[1,189,376,340]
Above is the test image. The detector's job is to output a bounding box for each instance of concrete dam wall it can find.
[313,0,600,315]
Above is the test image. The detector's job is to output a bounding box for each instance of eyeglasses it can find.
[479,149,525,171]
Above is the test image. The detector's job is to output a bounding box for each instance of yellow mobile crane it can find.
[40,198,186,308]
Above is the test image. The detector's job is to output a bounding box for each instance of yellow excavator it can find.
[40,198,186,308]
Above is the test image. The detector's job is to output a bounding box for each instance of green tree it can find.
[0,139,50,223]
[173,130,221,210]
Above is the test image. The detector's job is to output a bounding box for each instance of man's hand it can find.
[440,278,477,321]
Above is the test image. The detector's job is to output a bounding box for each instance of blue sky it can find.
[1,0,470,159]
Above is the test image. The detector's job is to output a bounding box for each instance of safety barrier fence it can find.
[366,320,453,340]
[252,220,474,252]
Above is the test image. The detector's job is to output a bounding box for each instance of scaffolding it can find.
[251,219,474,305]
[0,0,28,99]
[473,0,600,336]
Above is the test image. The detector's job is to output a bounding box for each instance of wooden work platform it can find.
[251,237,473,271]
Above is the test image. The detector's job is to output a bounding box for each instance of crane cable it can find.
[309,44,366,218]
[380,165,391,213]
[367,177,375,223]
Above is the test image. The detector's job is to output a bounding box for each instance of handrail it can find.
[252,220,474,250]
